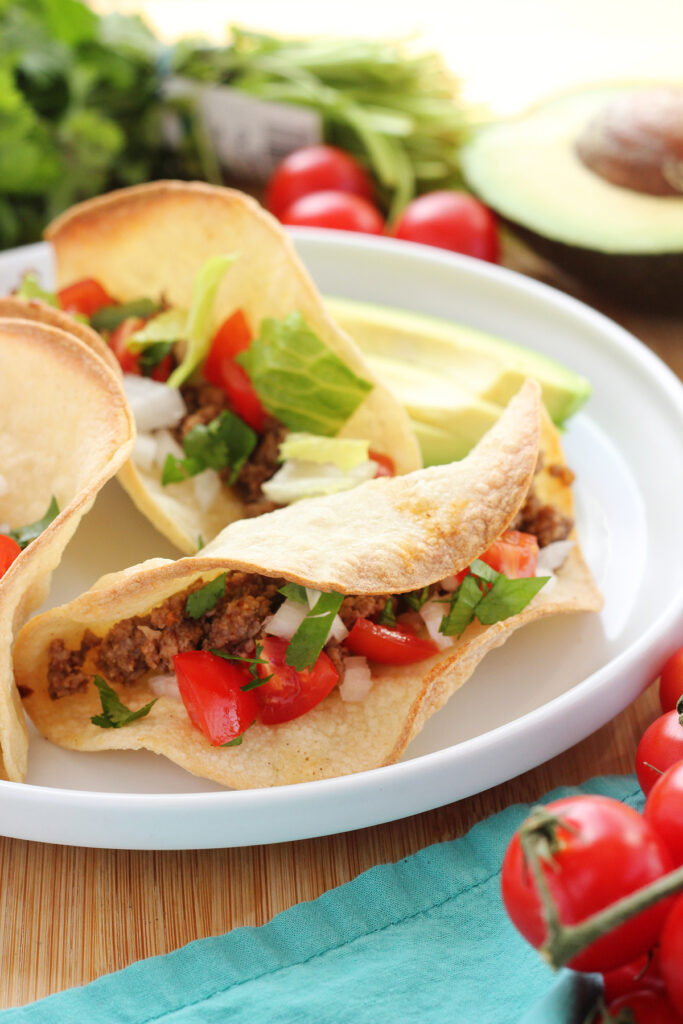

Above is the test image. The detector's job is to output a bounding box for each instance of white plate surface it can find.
[0,232,681,849]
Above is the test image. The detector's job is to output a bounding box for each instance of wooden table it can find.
[1,245,681,1009]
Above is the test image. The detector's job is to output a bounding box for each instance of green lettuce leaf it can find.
[167,254,236,387]
[237,312,373,436]
[15,272,58,306]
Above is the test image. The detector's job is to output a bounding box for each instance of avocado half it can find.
[461,85,683,310]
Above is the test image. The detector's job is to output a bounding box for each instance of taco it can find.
[0,318,135,782]
[14,381,602,788]
[44,181,421,554]
[0,296,120,375]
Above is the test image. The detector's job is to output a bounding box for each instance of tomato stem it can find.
[521,805,683,969]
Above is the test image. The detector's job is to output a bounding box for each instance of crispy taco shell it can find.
[0,296,120,374]
[16,381,601,788]
[46,181,422,554]
[0,319,135,781]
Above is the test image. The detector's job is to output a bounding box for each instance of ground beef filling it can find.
[177,383,284,516]
[512,484,574,548]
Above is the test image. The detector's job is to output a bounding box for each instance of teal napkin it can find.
[2,776,641,1023]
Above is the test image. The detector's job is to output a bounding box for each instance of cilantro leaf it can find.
[278,582,308,604]
[222,734,243,746]
[9,495,59,549]
[138,341,174,376]
[439,575,483,638]
[211,643,273,690]
[162,410,257,486]
[197,535,205,550]
[185,573,227,619]
[89,298,160,331]
[90,676,157,729]
[378,597,396,626]
[469,559,500,585]
[474,575,550,624]
[237,312,373,436]
[403,586,430,611]
[286,591,344,671]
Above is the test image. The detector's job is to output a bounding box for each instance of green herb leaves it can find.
[211,642,273,691]
[285,591,344,671]
[90,298,160,332]
[8,495,59,549]
[90,676,157,729]
[237,312,372,436]
[162,410,257,486]
[278,582,308,604]
[185,573,226,619]
[440,563,549,638]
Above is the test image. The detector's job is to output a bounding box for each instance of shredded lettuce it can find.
[167,253,237,388]
[237,312,373,435]
[15,272,58,307]
[279,433,370,471]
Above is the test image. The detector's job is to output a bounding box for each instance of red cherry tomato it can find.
[478,530,539,578]
[345,618,438,665]
[393,191,500,262]
[58,278,115,317]
[173,650,257,746]
[254,636,339,724]
[636,711,683,795]
[601,952,664,1004]
[659,646,683,713]
[501,795,674,973]
[265,145,374,219]
[280,191,384,234]
[108,317,173,381]
[0,534,21,579]
[644,761,683,867]
[203,311,265,432]
[659,894,683,1017]
[602,991,683,1024]
[369,451,394,478]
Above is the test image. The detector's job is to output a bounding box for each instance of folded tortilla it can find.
[0,318,135,781]
[45,181,422,554]
[15,380,602,788]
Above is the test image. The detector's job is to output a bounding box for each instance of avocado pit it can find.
[575,87,683,196]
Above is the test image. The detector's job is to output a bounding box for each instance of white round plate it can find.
[0,233,681,849]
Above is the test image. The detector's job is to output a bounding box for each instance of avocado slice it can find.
[326,295,590,425]
[461,85,683,310]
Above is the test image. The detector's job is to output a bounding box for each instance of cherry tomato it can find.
[265,145,374,219]
[369,451,394,478]
[108,317,173,381]
[636,711,683,795]
[659,646,683,713]
[280,191,384,234]
[57,278,114,317]
[501,795,674,972]
[203,311,265,432]
[644,761,683,867]
[173,650,257,746]
[478,530,538,578]
[255,636,339,724]
[659,893,683,1016]
[601,951,664,1003]
[345,618,438,665]
[393,191,500,262]
[602,991,683,1024]
[0,534,21,579]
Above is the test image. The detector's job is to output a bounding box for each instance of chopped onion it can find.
[419,600,453,651]
[123,374,186,433]
[154,429,184,468]
[264,598,308,640]
[131,432,157,472]
[536,540,575,574]
[148,674,182,700]
[339,656,373,702]
[193,468,221,511]
[0,474,8,498]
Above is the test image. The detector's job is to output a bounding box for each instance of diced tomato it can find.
[203,311,266,432]
[477,530,538,578]
[57,279,115,317]
[173,650,258,746]
[345,618,438,665]
[369,451,394,478]
[0,535,21,579]
[255,636,339,724]
[108,317,172,381]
